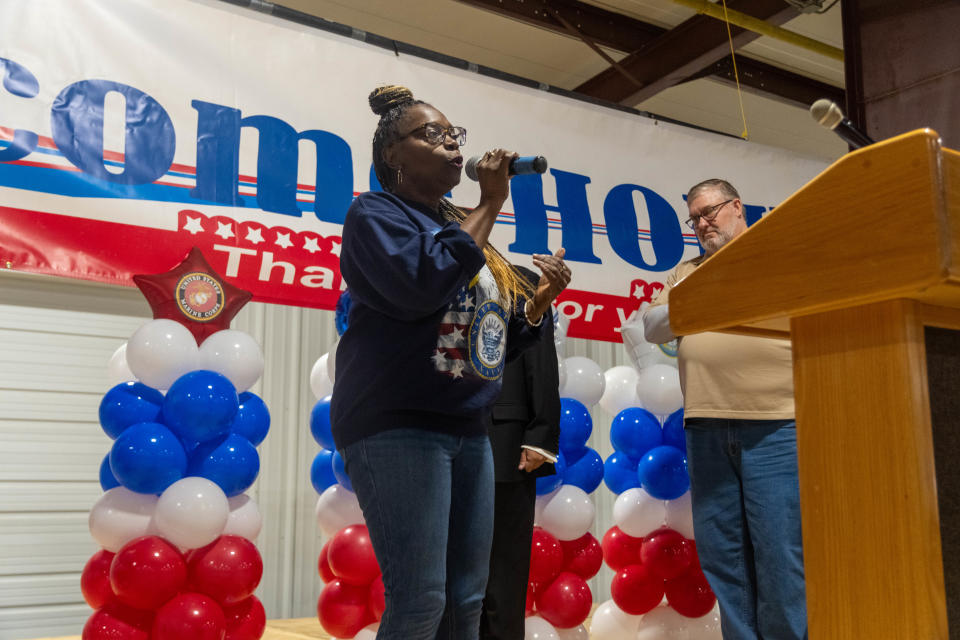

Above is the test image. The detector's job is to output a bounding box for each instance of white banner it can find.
[0,0,828,341]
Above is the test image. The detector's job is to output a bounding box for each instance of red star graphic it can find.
[133,247,252,344]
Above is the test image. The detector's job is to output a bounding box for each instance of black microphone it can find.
[464,155,548,181]
[810,99,875,149]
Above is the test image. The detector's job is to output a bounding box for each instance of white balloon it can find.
[198,330,264,392]
[310,353,334,399]
[589,599,642,640]
[538,485,595,541]
[126,319,200,390]
[665,491,695,539]
[561,356,605,407]
[315,484,364,537]
[555,623,588,639]
[683,604,723,640]
[553,308,568,360]
[636,364,683,416]
[88,487,158,552]
[557,357,567,393]
[525,615,559,640]
[636,605,689,640]
[106,343,137,387]
[154,477,229,549]
[326,337,339,382]
[353,623,379,639]
[613,487,667,537]
[599,366,640,415]
[222,493,263,541]
[534,487,560,527]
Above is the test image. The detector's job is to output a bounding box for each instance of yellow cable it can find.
[720,0,749,140]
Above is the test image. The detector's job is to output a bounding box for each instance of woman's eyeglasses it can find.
[398,123,467,146]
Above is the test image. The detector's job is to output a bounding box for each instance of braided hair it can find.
[368,85,535,312]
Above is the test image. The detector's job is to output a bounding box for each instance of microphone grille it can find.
[465,156,480,181]
[810,99,844,130]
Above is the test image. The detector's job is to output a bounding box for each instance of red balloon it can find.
[223,595,267,640]
[110,536,187,610]
[525,583,536,617]
[318,540,336,583]
[665,565,717,618]
[317,579,372,638]
[641,527,693,580]
[369,575,385,621]
[187,535,263,606]
[529,527,564,585]
[534,571,593,629]
[152,592,226,640]
[327,525,380,586]
[559,532,603,580]
[601,526,643,570]
[81,550,117,610]
[82,604,152,640]
[610,563,664,615]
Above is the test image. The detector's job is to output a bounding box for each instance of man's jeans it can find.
[341,428,495,640]
[685,419,808,640]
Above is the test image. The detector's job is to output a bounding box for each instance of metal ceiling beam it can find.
[574,0,800,104]
[455,0,843,108]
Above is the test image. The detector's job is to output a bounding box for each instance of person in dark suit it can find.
[480,266,562,640]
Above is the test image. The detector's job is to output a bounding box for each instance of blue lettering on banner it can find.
[509,170,601,263]
[0,57,39,162]
[50,80,176,185]
[191,100,353,224]
[0,55,782,277]
[603,184,683,271]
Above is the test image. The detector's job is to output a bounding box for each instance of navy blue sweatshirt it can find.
[330,191,540,450]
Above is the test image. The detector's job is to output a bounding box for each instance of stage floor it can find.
[33,617,331,640]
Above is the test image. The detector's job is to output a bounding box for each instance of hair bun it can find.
[368,85,415,117]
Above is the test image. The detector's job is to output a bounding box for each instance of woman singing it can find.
[330,85,570,639]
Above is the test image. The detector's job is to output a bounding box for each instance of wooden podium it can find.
[669,129,960,639]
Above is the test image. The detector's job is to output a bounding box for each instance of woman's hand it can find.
[526,248,570,323]
[475,148,517,209]
[461,148,518,249]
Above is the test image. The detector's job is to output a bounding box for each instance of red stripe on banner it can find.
[0,205,344,311]
[0,204,650,343]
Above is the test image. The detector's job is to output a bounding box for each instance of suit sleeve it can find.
[519,315,561,456]
[340,194,486,321]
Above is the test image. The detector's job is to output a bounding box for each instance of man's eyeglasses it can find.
[685,199,735,229]
[398,123,467,146]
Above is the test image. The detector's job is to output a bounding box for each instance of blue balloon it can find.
[99,382,164,439]
[536,452,567,495]
[233,392,271,446]
[99,453,120,491]
[561,447,603,493]
[311,448,337,494]
[335,290,352,336]
[110,422,187,494]
[559,398,592,455]
[638,445,689,500]
[162,370,238,443]
[603,451,642,494]
[331,450,352,492]
[610,407,663,460]
[663,409,686,453]
[310,397,334,450]
[188,433,260,497]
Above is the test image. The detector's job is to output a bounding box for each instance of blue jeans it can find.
[341,428,495,640]
[685,419,808,640]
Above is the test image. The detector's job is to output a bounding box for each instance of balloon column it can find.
[526,346,609,638]
[587,305,721,639]
[309,291,378,639]
[83,249,268,640]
